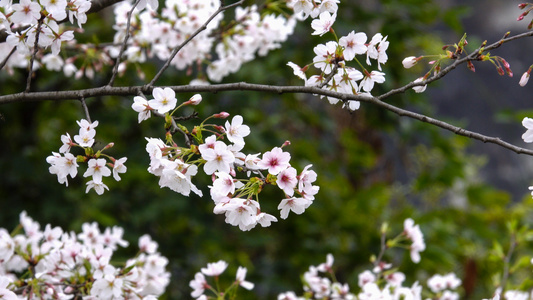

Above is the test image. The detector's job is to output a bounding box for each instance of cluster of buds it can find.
[518,3,533,29]
[46,119,127,194]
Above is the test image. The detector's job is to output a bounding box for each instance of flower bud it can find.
[214,112,230,119]
[519,3,528,9]
[402,56,418,69]
[519,71,530,87]
[188,94,202,105]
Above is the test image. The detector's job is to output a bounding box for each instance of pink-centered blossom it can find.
[360,71,386,92]
[276,167,298,196]
[11,0,41,24]
[339,31,367,61]
[200,141,235,175]
[84,158,111,182]
[257,147,291,175]
[311,11,336,36]
[278,196,311,219]
[112,157,127,181]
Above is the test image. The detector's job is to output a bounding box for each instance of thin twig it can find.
[378,30,533,100]
[145,0,245,87]
[373,228,388,268]
[107,0,141,86]
[25,18,45,93]
[0,46,16,71]
[500,233,517,296]
[79,96,91,123]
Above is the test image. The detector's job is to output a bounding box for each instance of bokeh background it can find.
[2,0,533,298]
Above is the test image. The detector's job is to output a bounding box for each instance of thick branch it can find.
[2,82,533,156]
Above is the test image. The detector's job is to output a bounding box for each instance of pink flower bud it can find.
[519,3,528,9]
[214,112,230,119]
[519,71,530,87]
[402,56,418,69]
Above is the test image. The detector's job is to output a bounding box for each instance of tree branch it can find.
[2,82,533,156]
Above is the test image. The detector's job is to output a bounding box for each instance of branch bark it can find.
[1,82,533,156]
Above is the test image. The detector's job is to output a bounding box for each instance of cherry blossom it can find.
[225,115,250,146]
[276,167,298,196]
[257,147,291,175]
[149,87,177,114]
[522,117,533,143]
[278,196,311,219]
[200,141,235,175]
[235,267,254,290]
[339,31,367,61]
[83,158,111,182]
[311,11,336,36]
[201,260,228,277]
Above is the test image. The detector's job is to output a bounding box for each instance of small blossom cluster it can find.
[0,0,90,73]
[286,0,390,111]
[133,91,319,231]
[277,220,461,300]
[0,211,169,299]
[46,119,127,194]
[189,260,254,299]
[403,218,426,264]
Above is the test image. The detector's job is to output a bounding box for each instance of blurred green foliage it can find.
[1,0,533,299]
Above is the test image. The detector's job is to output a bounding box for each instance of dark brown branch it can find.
[2,82,533,156]
[146,0,245,87]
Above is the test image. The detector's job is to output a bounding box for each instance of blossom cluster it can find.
[0,211,169,299]
[133,88,319,231]
[0,0,90,73]
[189,260,254,299]
[47,119,127,194]
[0,0,302,80]
[286,0,390,110]
[277,219,461,300]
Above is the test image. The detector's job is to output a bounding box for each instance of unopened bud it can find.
[103,142,115,150]
[519,71,530,87]
[497,66,505,76]
[214,125,225,133]
[519,3,528,9]
[188,94,202,105]
[214,112,230,119]
[282,140,291,148]
[402,56,419,69]
[467,61,475,72]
